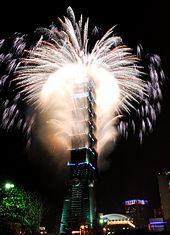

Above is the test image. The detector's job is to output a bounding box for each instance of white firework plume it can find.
[16,7,145,157]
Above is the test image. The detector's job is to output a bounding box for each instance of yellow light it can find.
[107,220,135,228]
[80,225,85,229]
[72,231,80,234]
[103,228,107,231]
[128,221,136,228]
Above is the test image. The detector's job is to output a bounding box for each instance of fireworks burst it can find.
[117,44,166,143]
[0,7,166,159]
[15,7,145,156]
[0,33,37,148]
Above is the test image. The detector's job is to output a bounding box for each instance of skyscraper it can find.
[157,171,170,232]
[60,77,97,234]
[125,199,149,229]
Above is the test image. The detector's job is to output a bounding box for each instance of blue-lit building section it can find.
[148,218,166,232]
[60,78,97,234]
[125,200,148,206]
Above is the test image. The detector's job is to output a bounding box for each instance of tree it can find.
[0,182,45,234]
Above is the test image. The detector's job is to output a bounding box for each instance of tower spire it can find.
[60,77,97,233]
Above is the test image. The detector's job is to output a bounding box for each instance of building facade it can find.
[60,77,97,233]
[148,217,166,232]
[157,171,170,232]
[99,213,135,234]
[125,199,149,229]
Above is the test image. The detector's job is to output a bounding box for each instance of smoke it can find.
[35,63,120,158]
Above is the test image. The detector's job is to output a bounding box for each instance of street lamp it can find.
[4,183,15,189]
[80,225,85,235]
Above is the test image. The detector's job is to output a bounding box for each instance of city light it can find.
[5,183,15,189]
[148,221,166,232]
[80,225,85,229]
[125,199,148,206]
[150,221,167,225]
[107,220,135,228]
[100,219,104,224]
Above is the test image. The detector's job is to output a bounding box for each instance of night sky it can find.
[0,0,170,227]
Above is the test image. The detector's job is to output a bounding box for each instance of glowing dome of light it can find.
[102,213,131,221]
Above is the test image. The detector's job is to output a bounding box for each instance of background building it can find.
[125,199,149,229]
[148,217,166,233]
[157,171,170,232]
[60,78,97,233]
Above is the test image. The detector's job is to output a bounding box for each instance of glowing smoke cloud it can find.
[15,7,145,158]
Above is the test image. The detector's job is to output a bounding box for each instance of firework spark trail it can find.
[117,44,166,143]
[15,7,145,157]
[0,33,37,147]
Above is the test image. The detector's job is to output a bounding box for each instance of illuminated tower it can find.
[60,77,97,234]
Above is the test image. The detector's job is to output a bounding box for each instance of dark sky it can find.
[0,0,170,226]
